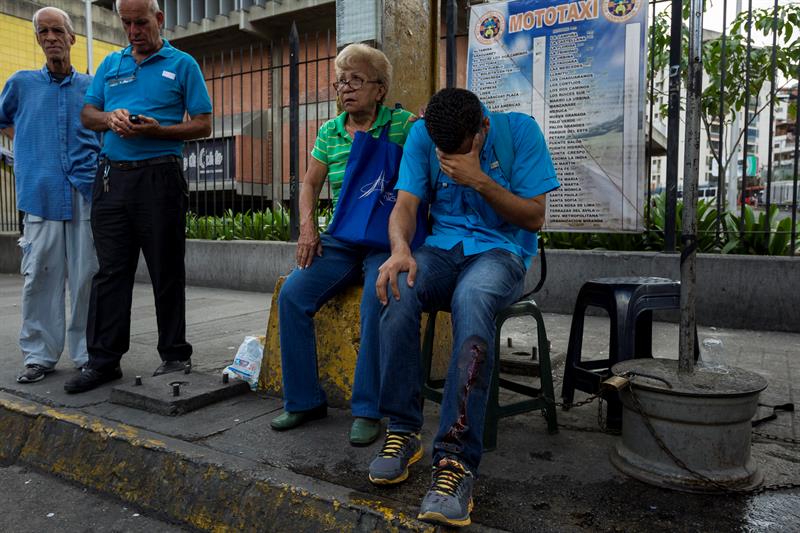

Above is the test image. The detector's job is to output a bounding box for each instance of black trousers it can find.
[86,159,192,371]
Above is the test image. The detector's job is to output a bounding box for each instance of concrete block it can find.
[533,250,800,332]
[259,277,452,408]
[110,371,250,416]
[5,233,797,332]
[136,239,296,292]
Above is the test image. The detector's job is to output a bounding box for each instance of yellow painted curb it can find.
[0,393,434,532]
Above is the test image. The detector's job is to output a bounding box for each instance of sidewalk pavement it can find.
[0,272,798,532]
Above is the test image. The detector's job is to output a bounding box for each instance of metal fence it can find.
[1,1,798,256]
[642,0,800,257]
[0,26,338,241]
[0,135,17,232]
[183,26,336,241]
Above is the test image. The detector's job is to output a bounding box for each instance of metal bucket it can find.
[610,359,767,493]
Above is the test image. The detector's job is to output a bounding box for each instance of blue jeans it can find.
[378,244,526,475]
[278,233,388,418]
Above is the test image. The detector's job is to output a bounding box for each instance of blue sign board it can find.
[468,0,648,231]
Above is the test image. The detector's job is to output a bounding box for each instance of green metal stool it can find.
[420,299,558,452]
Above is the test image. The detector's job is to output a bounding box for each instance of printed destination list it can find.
[467,0,648,231]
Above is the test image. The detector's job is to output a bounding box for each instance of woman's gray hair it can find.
[32,7,75,36]
[335,43,393,94]
[115,0,162,13]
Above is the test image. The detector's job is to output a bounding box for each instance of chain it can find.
[626,385,800,495]
[752,430,800,447]
[597,396,606,430]
[540,393,621,434]
[549,393,601,410]
[596,396,621,435]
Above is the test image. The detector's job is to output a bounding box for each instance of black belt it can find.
[102,155,180,170]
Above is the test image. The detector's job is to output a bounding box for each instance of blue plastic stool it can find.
[560,277,695,428]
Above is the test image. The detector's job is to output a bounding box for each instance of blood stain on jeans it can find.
[441,336,487,448]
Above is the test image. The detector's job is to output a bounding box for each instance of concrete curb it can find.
[0,392,434,533]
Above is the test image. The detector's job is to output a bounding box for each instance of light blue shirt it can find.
[397,109,560,267]
[0,66,100,221]
[85,40,212,161]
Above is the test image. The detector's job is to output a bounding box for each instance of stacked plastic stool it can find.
[560,277,687,429]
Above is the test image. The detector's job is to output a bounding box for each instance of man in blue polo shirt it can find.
[369,88,559,528]
[65,0,212,393]
[0,7,100,384]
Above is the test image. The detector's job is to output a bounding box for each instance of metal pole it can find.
[270,42,283,213]
[764,0,779,238]
[679,0,704,374]
[289,22,300,241]
[445,0,456,88]
[726,0,743,213]
[664,0,683,253]
[739,0,753,236]
[239,46,245,217]
[84,0,93,74]
[203,53,211,218]
[645,0,657,227]
[791,70,799,256]
[715,0,728,247]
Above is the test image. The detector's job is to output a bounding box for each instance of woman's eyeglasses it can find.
[333,77,381,92]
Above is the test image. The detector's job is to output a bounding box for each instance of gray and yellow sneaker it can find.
[368,431,423,485]
[417,458,475,528]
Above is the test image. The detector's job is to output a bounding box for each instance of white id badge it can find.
[108,75,136,87]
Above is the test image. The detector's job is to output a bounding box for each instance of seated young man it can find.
[370,88,559,528]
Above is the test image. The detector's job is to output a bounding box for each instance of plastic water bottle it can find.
[700,337,728,373]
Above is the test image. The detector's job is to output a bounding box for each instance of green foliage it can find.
[649,4,800,172]
[722,204,800,255]
[543,227,646,251]
[185,206,290,241]
[651,4,800,119]
[706,5,800,122]
[184,201,799,256]
[642,193,722,252]
[543,194,800,256]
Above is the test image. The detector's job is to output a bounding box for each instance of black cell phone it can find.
[129,114,141,124]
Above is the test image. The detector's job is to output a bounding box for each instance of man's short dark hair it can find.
[424,88,483,153]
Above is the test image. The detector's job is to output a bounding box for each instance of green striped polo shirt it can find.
[311,105,415,206]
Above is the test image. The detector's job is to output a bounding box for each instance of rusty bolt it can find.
[172,383,180,397]
[184,364,191,375]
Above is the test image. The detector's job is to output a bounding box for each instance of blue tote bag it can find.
[327,120,426,251]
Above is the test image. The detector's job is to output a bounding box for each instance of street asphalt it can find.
[0,272,799,532]
[0,464,189,533]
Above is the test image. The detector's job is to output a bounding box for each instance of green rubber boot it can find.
[349,417,381,446]
[270,404,327,431]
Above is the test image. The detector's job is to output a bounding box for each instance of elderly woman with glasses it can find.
[270,43,415,446]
